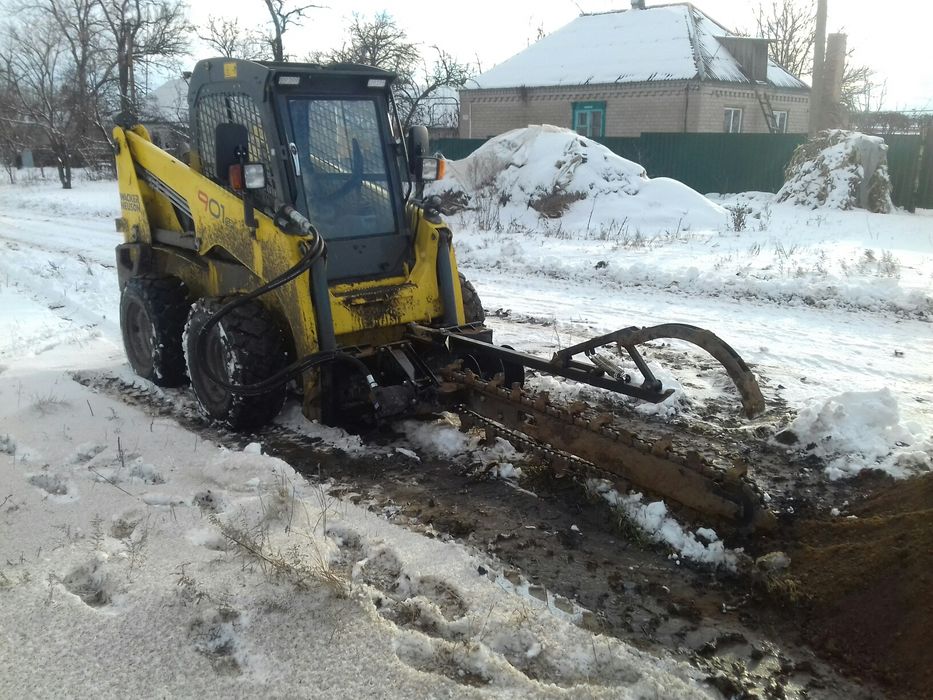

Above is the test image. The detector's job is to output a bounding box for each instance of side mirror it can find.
[406,125,430,176]
[215,122,249,183]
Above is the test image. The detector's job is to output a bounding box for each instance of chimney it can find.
[631,0,646,9]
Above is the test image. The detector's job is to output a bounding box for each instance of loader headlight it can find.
[243,163,267,190]
[227,163,267,191]
[419,156,446,182]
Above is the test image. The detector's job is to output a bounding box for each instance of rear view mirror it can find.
[407,125,430,176]
[215,122,249,183]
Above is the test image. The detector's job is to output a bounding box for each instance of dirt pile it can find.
[789,473,933,698]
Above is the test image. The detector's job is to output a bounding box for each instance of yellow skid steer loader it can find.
[113,58,772,530]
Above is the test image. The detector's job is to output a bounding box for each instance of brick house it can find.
[459,2,810,139]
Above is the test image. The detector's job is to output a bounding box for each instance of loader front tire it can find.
[184,298,287,431]
[459,272,485,324]
[120,275,189,387]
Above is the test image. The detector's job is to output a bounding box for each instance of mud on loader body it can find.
[114,58,774,531]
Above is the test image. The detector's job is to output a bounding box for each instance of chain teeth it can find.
[444,368,773,528]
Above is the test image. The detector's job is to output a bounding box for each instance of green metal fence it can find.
[917,132,933,209]
[884,135,922,209]
[431,132,932,210]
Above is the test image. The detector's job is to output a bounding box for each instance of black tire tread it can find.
[120,274,189,387]
[459,272,485,324]
[185,297,287,431]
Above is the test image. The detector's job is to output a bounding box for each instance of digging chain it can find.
[458,405,598,474]
[444,368,772,529]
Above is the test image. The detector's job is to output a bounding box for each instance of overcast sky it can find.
[188,0,931,110]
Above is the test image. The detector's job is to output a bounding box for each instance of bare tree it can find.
[97,0,191,119]
[840,49,880,112]
[753,0,883,115]
[396,49,473,129]
[261,0,321,62]
[753,0,815,77]
[198,15,272,61]
[323,12,419,74]
[32,0,118,158]
[318,13,474,128]
[0,57,30,183]
[0,18,82,187]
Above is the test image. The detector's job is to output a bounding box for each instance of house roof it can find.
[469,3,807,91]
[143,78,188,122]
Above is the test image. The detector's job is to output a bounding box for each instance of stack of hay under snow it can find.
[777,130,894,213]
[427,125,727,233]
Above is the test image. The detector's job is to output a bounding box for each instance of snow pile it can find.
[589,481,740,569]
[430,125,728,233]
[786,388,932,479]
[777,130,894,213]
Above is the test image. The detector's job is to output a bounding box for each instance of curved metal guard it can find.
[553,323,766,418]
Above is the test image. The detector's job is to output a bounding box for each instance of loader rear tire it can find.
[119,275,189,387]
[184,298,287,431]
[459,272,485,324]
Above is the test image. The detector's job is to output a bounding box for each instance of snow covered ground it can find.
[0,161,930,696]
[0,174,718,697]
[428,130,932,480]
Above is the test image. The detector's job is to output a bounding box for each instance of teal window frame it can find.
[773,110,788,133]
[572,101,606,138]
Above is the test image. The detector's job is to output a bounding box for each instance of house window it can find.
[773,110,788,133]
[723,107,743,133]
[572,101,606,138]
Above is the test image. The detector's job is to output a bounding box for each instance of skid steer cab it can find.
[114,57,488,429]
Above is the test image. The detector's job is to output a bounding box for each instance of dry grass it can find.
[528,189,586,219]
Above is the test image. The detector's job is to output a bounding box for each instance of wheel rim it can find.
[124,298,154,375]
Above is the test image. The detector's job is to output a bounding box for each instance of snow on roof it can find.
[470,3,806,90]
[143,77,188,122]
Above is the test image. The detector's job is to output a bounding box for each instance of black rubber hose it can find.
[192,231,375,396]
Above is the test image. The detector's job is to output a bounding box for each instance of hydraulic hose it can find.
[192,214,376,397]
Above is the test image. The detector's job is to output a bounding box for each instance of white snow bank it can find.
[0,173,119,220]
[453,186,933,319]
[786,388,932,479]
[777,130,894,213]
[429,125,727,233]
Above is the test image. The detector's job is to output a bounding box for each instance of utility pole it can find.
[809,0,827,135]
